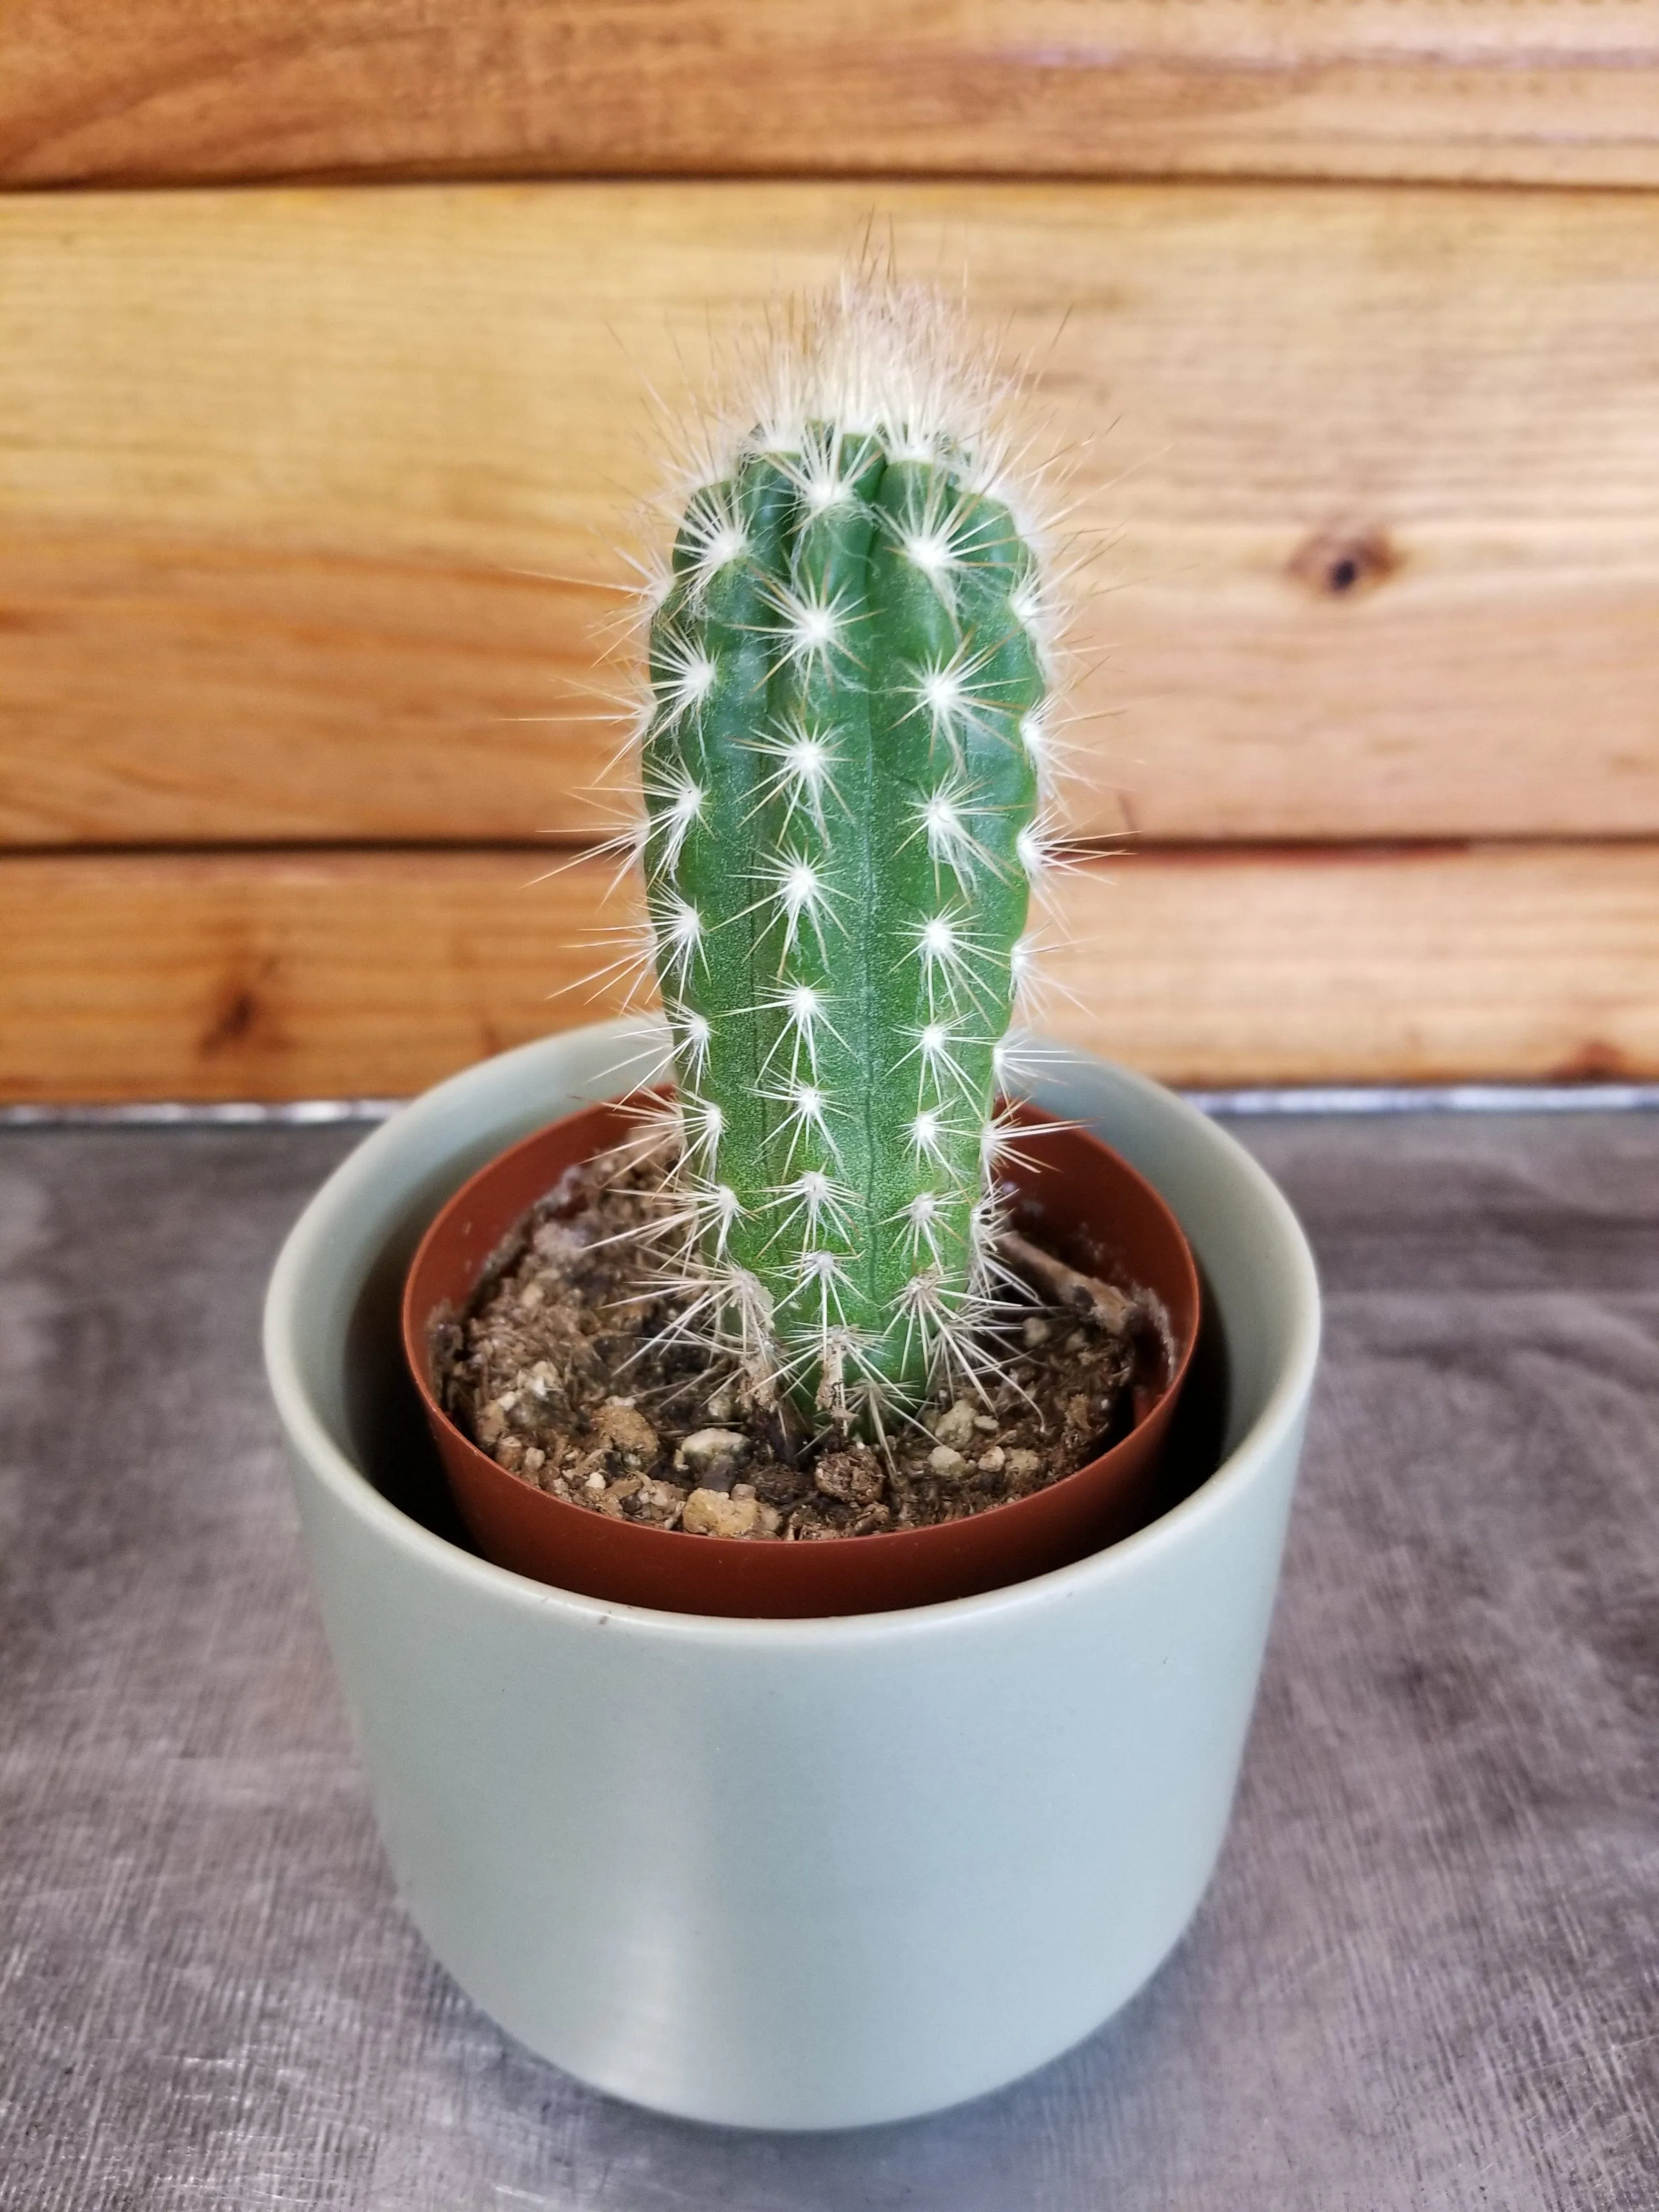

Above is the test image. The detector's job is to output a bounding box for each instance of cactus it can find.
[633,281,1057,1429]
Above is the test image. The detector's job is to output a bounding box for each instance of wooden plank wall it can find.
[2,9,1656,1101]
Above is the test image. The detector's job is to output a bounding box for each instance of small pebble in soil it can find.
[684,1488,764,1539]
[931,1400,979,1450]
[434,1151,1153,1542]
[675,1428,751,1492]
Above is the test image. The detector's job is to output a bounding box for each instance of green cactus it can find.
[635,285,1054,1427]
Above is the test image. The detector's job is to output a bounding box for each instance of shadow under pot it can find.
[402,1096,1201,1618]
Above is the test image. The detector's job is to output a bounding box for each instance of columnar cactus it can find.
[634,282,1057,1427]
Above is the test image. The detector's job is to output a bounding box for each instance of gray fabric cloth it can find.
[1,1113,1654,2210]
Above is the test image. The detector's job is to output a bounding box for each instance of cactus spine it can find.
[636,284,1054,1426]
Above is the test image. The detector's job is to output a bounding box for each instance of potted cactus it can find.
[399,280,1201,1615]
[264,276,1321,2127]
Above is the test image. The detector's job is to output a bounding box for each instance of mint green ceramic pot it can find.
[264,1020,1319,2130]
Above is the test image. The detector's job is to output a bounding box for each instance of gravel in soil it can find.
[432,1152,1157,1541]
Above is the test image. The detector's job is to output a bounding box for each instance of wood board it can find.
[6,2,1659,189]
[4,181,1658,848]
[2,843,1652,1102]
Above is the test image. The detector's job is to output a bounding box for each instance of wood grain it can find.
[2,843,1652,1102]
[6,2,1659,189]
[5,182,1659,848]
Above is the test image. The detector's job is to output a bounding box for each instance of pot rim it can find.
[264,1021,1321,1647]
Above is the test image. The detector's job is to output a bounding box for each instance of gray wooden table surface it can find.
[1,1111,1655,2210]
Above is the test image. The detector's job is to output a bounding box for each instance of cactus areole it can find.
[636,284,1057,1429]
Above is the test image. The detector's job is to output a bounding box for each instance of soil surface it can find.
[433,1152,1161,1541]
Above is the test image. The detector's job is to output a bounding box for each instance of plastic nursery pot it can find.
[402,1097,1201,1619]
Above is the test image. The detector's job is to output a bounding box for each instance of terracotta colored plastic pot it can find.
[403,1096,1200,1618]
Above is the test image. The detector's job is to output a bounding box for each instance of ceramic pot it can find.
[264,1019,1320,2130]
[402,1097,1201,1617]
